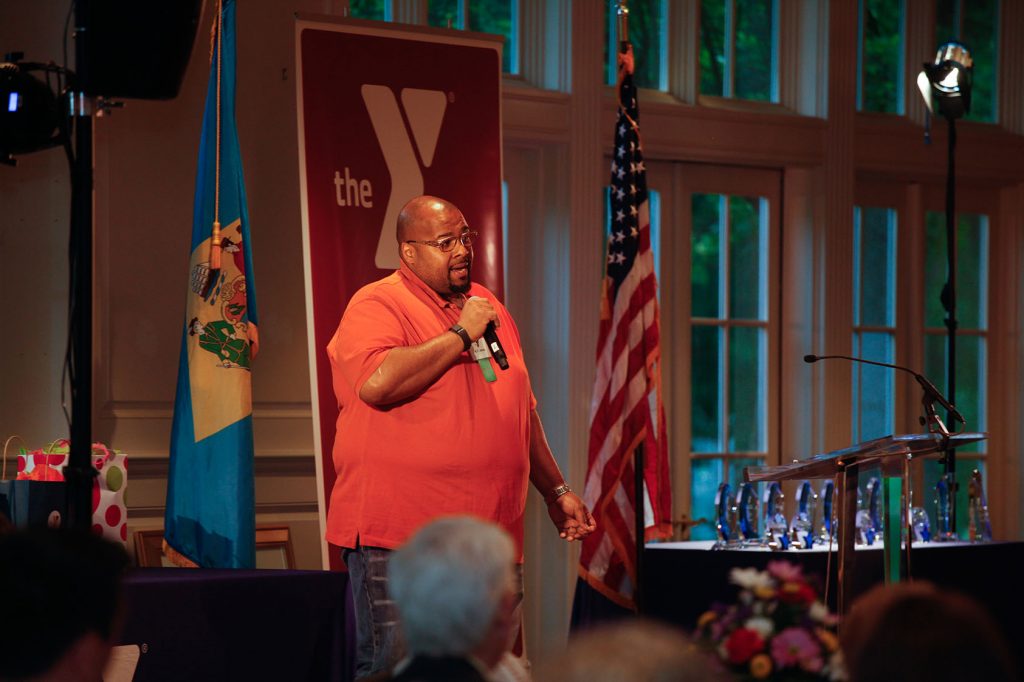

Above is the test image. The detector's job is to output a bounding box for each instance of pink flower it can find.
[771,627,822,671]
[766,560,803,583]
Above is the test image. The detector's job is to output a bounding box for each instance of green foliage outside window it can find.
[700,0,725,95]
[349,0,385,20]
[936,0,999,122]
[428,0,462,29]
[605,0,664,90]
[859,0,903,113]
[690,193,768,541]
[700,0,776,101]
[733,0,774,101]
[470,1,517,74]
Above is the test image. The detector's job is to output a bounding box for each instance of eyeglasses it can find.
[405,230,478,253]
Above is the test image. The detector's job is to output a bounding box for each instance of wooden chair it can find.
[134,524,296,569]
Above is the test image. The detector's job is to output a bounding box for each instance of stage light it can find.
[0,55,64,164]
[916,41,977,535]
[917,42,973,119]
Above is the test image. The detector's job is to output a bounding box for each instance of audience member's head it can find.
[0,528,129,682]
[841,581,1016,682]
[534,619,724,682]
[388,515,516,669]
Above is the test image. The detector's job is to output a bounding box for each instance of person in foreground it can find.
[533,619,724,682]
[0,528,129,682]
[840,581,1016,682]
[367,516,519,682]
[327,195,595,677]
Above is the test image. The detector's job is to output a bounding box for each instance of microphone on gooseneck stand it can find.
[483,322,509,371]
[803,353,965,426]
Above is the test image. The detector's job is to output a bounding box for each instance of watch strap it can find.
[449,324,472,351]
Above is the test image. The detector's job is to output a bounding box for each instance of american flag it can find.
[578,47,672,610]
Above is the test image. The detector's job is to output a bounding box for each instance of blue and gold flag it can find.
[166,0,259,568]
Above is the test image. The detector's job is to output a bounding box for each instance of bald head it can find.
[397,195,463,244]
[396,195,473,297]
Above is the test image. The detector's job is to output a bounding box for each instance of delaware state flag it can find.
[166,0,259,568]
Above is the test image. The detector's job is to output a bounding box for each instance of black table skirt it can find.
[642,541,1024,672]
[119,568,354,682]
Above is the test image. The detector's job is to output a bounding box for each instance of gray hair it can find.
[388,516,515,657]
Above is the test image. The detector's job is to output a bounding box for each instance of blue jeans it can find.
[344,546,403,679]
[344,546,526,678]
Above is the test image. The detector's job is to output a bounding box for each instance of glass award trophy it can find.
[866,478,883,545]
[762,482,788,550]
[818,480,835,543]
[910,506,931,542]
[934,476,953,541]
[789,480,817,549]
[967,469,992,542]
[735,482,759,544]
[714,482,738,546]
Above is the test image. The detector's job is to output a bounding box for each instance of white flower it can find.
[745,616,775,639]
[729,567,773,590]
[809,600,829,622]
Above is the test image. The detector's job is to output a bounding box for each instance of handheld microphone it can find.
[468,296,509,371]
[483,322,509,371]
[803,353,965,424]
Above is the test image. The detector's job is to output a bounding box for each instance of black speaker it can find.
[79,0,204,100]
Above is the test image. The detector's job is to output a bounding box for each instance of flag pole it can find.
[615,0,645,615]
[67,0,99,531]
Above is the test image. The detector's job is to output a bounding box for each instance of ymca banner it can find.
[295,16,504,568]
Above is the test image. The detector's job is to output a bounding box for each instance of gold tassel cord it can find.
[203,0,224,296]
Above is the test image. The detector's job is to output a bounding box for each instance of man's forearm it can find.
[358,331,464,406]
[528,409,569,500]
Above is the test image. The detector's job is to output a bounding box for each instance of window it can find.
[858,0,904,113]
[428,0,462,28]
[604,0,666,90]
[352,1,519,74]
[349,0,386,20]
[690,193,770,540]
[852,207,898,441]
[921,211,988,537]
[468,1,518,74]
[700,0,778,102]
[936,0,999,122]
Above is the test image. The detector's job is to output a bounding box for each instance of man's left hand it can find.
[546,492,596,542]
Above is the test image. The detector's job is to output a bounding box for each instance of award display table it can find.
[642,540,1024,672]
[745,432,985,614]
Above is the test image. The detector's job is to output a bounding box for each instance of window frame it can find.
[650,161,782,533]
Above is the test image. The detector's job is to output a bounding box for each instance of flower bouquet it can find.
[697,561,844,680]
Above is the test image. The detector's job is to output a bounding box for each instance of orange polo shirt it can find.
[326,262,534,555]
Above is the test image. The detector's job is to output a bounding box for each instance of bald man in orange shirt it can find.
[327,195,595,678]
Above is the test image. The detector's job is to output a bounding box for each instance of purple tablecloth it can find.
[119,568,354,681]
